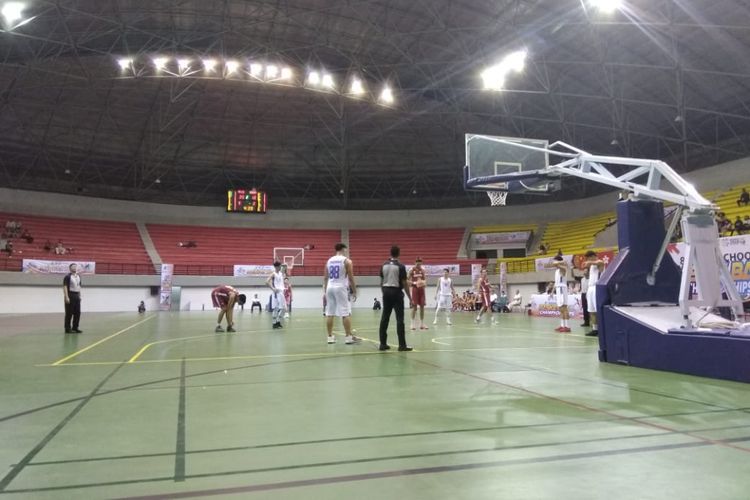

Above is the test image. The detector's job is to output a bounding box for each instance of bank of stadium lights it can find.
[1,2,24,25]
[481,49,527,91]
[589,0,623,13]
[202,58,217,73]
[117,58,133,71]
[349,77,365,95]
[379,86,394,105]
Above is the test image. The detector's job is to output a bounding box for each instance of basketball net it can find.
[487,191,508,206]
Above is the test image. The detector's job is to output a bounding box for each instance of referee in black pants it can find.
[63,263,83,334]
[378,245,412,351]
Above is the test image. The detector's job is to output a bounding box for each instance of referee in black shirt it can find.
[378,245,413,351]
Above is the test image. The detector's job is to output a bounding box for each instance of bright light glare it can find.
[308,71,320,85]
[266,65,279,79]
[225,60,239,74]
[202,59,217,72]
[503,50,527,73]
[380,86,394,104]
[1,2,25,25]
[589,0,622,12]
[177,59,191,71]
[322,74,334,88]
[152,57,169,71]
[280,67,292,80]
[481,66,506,91]
[249,63,263,77]
[117,58,133,71]
[350,78,364,95]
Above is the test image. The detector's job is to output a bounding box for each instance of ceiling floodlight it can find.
[350,78,364,95]
[177,59,191,72]
[379,86,394,104]
[266,65,279,79]
[589,0,623,13]
[225,60,239,74]
[503,50,527,73]
[280,67,293,80]
[202,58,217,72]
[152,57,169,71]
[308,71,320,85]
[481,66,506,91]
[1,2,25,25]
[322,74,335,89]
[117,58,133,71]
[249,63,263,78]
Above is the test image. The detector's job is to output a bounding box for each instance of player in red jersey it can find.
[211,285,245,333]
[408,257,428,330]
[475,268,496,325]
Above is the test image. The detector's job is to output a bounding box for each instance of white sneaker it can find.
[284,313,290,319]
[327,335,335,344]
[475,316,480,323]
[447,320,452,325]
[433,319,438,325]
[345,336,362,344]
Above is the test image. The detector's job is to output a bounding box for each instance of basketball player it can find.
[408,257,428,330]
[475,268,495,324]
[548,255,571,332]
[583,250,605,337]
[433,268,455,325]
[266,262,287,329]
[211,285,245,332]
[283,277,293,318]
[323,243,361,344]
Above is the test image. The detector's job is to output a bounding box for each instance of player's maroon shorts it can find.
[480,290,491,308]
[411,286,426,306]
[211,290,229,308]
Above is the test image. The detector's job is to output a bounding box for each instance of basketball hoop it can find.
[487,190,508,206]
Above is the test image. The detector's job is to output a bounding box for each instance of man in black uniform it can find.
[63,263,83,333]
[378,245,412,351]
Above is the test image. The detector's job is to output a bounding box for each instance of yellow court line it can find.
[51,315,157,366]
[39,344,593,367]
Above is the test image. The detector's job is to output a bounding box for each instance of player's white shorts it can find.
[325,286,351,317]
[555,285,569,308]
[272,290,287,311]
[586,287,597,313]
[437,294,452,310]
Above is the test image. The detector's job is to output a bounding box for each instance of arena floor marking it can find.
[50,314,157,366]
[429,334,587,346]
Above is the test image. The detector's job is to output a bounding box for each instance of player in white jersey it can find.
[323,243,361,345]
[433,268,455,325]
[266,261,287,329]
[583,250,605,337]
[547,254,571,332]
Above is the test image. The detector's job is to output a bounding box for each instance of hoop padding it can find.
[487,191,508,206]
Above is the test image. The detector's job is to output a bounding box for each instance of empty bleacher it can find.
[348,228,468,270]
[146,224,341,274]
[539,211,616,255]
[0,213,152,273]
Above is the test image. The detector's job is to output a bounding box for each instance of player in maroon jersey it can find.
[211,285,245,333]
[475,268,496,325]
[408,257,428,330]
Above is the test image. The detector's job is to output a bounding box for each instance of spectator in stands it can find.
[373,298,381,310]
[509,290,523,310]
[495,290,510,313]
[20,228,33,244]
[55,241,66,255]
[138,301,146,314]
[731,216,745,236]
[178,240,197,248]
[43,239,52,252]
[716,213,731,235]
[738,188,749,207]
[249,293,263,313]
[537,243,548,255]
[744,215,750,231]
[3,240,12,255]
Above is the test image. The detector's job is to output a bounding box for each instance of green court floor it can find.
[2,309,750,499]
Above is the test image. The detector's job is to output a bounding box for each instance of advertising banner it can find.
[529,292,583,318]
[667,234,750,296]
[471,231,531,246]
[405,264,461,277]
[22,259,96,274]
[233,265,275,277]
[159,263,174,311]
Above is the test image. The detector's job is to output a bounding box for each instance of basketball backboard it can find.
[464,134,561,195]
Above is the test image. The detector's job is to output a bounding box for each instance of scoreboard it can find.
[227,189,268,213]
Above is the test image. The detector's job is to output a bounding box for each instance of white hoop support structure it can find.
[486,190,508,206]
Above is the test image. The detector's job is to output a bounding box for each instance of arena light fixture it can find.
[350,77,365,95]
[265,65,279,79]
[152,57,169,71]
[379,86,394,104]
[481,66,506,91]
[307,71,321,85]
[589,0,623,13]
[503,49,527,73]
[481,49,527,91]
[117,58,133,71]
[225,60,239,75]
[202,58,217,72]
[321,74,335,89]
[177,58,191,73]
[1,2,25,25]
[249,63,263,78]
[280,67,293,80]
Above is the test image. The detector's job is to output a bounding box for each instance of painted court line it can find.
[51,315,156,366]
